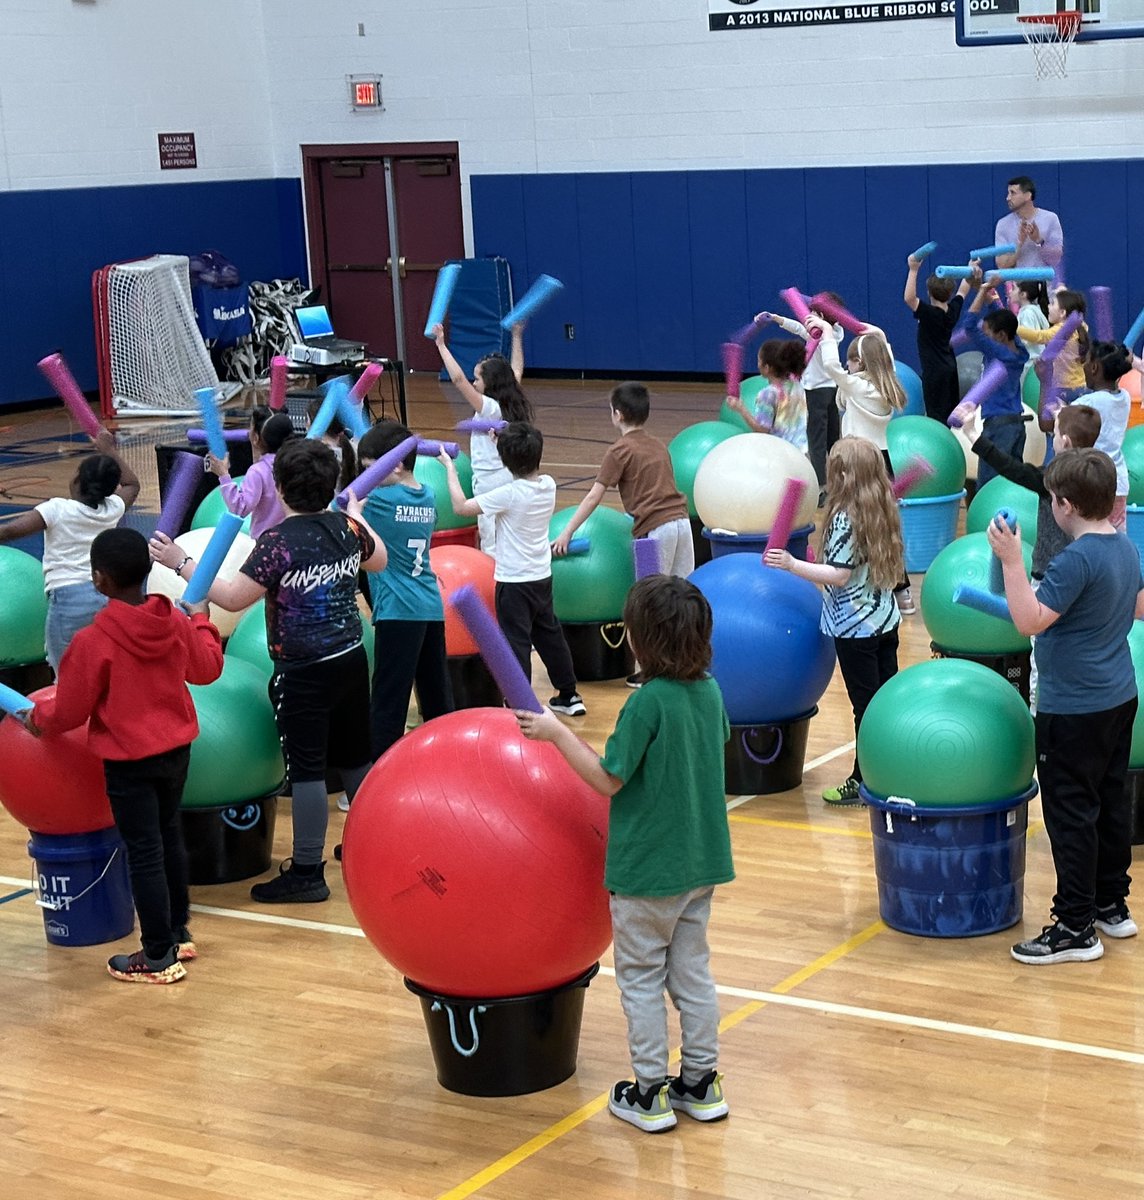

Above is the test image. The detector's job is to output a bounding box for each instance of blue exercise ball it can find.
[892,361,926,419]
[690,554,836,725]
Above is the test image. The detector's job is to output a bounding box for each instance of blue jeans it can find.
[978,416,1027,488]
[45,581,106,673]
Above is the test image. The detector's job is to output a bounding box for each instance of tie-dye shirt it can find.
[819,510,900,639]
[240,511,374,664]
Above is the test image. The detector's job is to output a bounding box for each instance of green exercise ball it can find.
[0,546,47,666]
[668,421,739,518]
[1022,365,1040,413]
[1123,426,1144,505]
[550,505,634,623]
[1129,622,1144,769]
[225,599,375,678]
[182,657,284,808]
[965,476,1039,546]
[887,415,966,498]
[921,531,1033,655]
[191,478,251,534]
[718,376,765,432]
[858,658,1035,806]
[414,452,475,531]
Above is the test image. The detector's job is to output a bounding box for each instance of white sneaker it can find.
[336,793,350,812]
[895,586,916,615]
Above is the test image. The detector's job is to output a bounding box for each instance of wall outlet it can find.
[564,324,575,340]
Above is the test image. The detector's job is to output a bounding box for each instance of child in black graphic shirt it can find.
[150,439,387,903]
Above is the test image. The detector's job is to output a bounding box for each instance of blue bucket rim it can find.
[860,780,1038,817]
[702,523,815,543]
[897,490,966,509]
[27,825,122,855]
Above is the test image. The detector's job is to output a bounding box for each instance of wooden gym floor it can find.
[1,376,1143,1200]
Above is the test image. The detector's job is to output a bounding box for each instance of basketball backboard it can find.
[956,0,1144,45]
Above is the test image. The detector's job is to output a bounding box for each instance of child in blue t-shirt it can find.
[358,422,454,761]
[517,575,734,1135]
[990,448,1144,965]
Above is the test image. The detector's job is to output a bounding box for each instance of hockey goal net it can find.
[93,254,232,418]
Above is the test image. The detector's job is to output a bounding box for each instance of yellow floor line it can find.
[436,918,886,1200]
[730,812,872,839]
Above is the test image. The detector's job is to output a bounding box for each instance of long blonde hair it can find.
[852,333,906,411]
[821,437,904,590]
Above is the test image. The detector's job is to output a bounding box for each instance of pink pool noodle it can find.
[349,362,384,403]
[450,584,542,713]
[156,451,205,539]
[779,287,812,325]
[417,439,460,459]
[37,353,103,439]
[809,293,866,337]
[723,342,743,400]
[269,356,288,411]
[763,478,807,557]
[891,456,935,500]
[1089,287,1113,343]
[335,435,419,509]
[732,314,766,344]
[633,537,660,579]
[948,360,1007,428]
[801,326,823,369]
[457,417,507,434]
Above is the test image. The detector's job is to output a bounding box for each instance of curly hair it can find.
[821,437,904,591]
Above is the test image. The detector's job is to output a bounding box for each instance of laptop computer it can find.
[290,304,366,364]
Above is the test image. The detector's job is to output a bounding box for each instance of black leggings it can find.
[495,577,577,696]
[834,630,899,781]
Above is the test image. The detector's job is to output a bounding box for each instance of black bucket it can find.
[405,963,599,1097]
[561,620,635,682]
[724,709,816,795]
[931,643,1031,703]
[180,792,278,885]
[1129,769,1144,847]
[0,661,53,694]
[690,514,713,567]
[448,653,503,710]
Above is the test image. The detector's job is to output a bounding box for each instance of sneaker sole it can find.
[250,886,331,904]
[1010,942,1104,965]
[669,1098,730,1122]
[607,1099,677,1133]
[176,942,198,961]
[550,707,586,716]
[823,795,862,807]
[1095,918,1138,939]
[107,961,188,984]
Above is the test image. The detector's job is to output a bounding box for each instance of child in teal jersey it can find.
[517,574,734,1135]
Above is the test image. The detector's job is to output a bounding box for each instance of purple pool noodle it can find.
[988,508,1018,594]
[335,435,419,508]
[732,314,766,345]
[500,274,564,331]
[1042,310,1084,366]
[948,359,1007,427]
[456,417,507,434]
[953,584,1012,624]
[450,584,542,712]
[182,512,245,606]
[187,428,248,445]
[194,387,227,460]
[416,439,460,459]
[156,451,204,539]
[0,681,33,716]
[633,537,660,579]
[1089,286,1113,343]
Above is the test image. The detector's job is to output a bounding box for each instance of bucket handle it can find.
[431,1000,488,1058]
[599,622,626,650]
[740,725,783,765]
[31,844,121,911]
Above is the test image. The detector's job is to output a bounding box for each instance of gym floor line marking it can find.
[435,920,886,1200]
[0,887,32,906]
[730,812,872,838]
[725,740,855,812]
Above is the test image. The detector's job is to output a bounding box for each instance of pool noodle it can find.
[500,274,564,330]
[953,584,1012,624]
[269,356,288,411]
[0,682,33,716]
[450,584,542,713]
[155,451,204,539]
[416,439,460,459]
[424,263,462,338]
[38,353,103,439]
[763,478,807,557]
[182,512,245,605]
[335,435,419,508]
[633,537,660,579]
[194,386,227,460]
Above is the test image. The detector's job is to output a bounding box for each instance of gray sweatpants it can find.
[610,886,720,1091]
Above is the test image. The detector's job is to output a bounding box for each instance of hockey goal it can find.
[92,254,235,418]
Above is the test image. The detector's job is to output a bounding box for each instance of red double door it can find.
[302,142,465,372]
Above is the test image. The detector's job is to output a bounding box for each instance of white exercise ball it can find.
[146,527,257,638]
[693,433,818,534]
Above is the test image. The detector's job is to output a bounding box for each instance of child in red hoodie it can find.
[27,528,223,984]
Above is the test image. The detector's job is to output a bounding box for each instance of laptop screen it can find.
[295,305,336,340]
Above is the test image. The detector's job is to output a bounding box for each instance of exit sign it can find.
[347,75,384,111]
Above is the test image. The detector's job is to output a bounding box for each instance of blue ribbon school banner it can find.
[708,0,953,29]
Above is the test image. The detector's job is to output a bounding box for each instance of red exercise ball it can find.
[0,688,113,835]
[430,544,495,657]
[343,707,612,998]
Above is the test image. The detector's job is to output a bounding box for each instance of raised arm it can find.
[904,256,921,312]
[432,324,484,412]
[439,449,483,518]
[510,322,525,383]
[94,428,141,509]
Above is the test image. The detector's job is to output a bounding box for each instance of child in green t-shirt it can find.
[516,575,734,1134]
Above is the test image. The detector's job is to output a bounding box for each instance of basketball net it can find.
[1017,12,1082,79]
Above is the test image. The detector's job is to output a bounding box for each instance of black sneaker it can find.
[250,859,330,904]
[1095,901,1138,939]
[549,692,587,716]
[334,843,343,862]
[667,1070,729,1121]
[175,925,197,961]
[607,1080,676,1133]
[626,673,644,689]
[107,947,186,985]
[1011,921,1104,965]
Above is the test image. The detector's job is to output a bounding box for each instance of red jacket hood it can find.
[96,594,186,660]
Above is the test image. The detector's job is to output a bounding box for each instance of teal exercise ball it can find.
[668,421,739,518]
[920,532,1032,655]
[858,658,1035,806]
[414,451,475,531]
[225,599,375,678]
[182,657,284,808]
[1022,365,1041,413]
[1124,426,1144,505]
[1129,622,1144,769]
[550,506,634,623]
[965,476,1039,545]
[719,376,765,432]
[191,478,251,534]
[892,361,925,418]
[0,546,47,667]
[887,415,966,498]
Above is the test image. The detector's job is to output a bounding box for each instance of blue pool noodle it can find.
[182,512,245,605]
[194,387,227,460]
[423,263,462,338]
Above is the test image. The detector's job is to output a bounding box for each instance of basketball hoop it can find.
[1017,12,1082,79]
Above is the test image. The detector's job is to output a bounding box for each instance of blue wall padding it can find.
[1,177,305,407]
[438,257,512,383]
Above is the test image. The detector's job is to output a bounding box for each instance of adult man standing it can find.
[995,175,1065,280]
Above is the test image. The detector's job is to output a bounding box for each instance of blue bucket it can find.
[27,826,135,947]
[703,523,814,561]
[897,490,965,572]
[861,783,1036,938]
[1126,505,1144,562]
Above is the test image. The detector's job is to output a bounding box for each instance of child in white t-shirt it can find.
[440,422,585,716]
[1075,340,1134,531]
[0,429,139,671]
